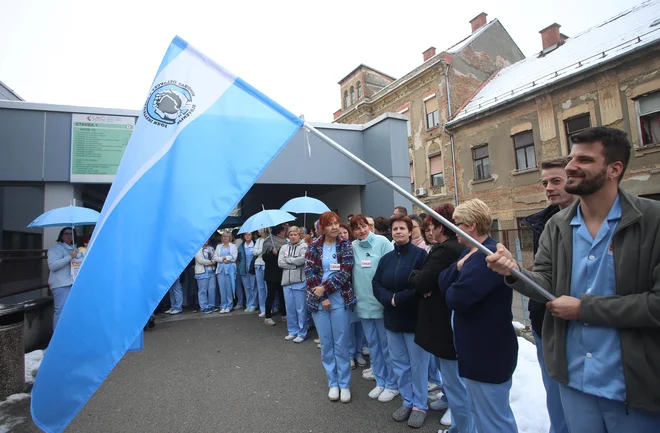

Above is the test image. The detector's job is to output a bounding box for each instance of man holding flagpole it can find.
[486,127,660,432]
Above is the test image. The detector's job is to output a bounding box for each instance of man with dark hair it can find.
[488,127,660,431]
[521,156,574,433]
[393,206,408,217]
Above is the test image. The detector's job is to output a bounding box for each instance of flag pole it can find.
[303,122,556,302]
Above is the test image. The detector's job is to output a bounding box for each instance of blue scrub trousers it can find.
[234,273,244,307]
[428,355,442,385]
[362,318,397,390]
[284,283,308,339]
[168,279,183,312]
[559,383,660,433]
[217,273,233,311]
[255,265,267,313]
[349,319,366,359]
[196,276,214,310]
[52,285,72,329]
[437,358,476,433]
[386,331,429,411]
[313,306,351,389]
[464,377,517,433]
[242,274,257,309]
[533,330,568,433]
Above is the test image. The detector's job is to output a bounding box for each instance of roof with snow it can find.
[448,0,660,126]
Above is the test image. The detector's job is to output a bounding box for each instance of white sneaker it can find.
[428,381,442,392]
[356,355,367,367]
[340,388,351,403]
[328,387,340,401]
[368,386,385,399]
[164,309,173,314]
[264,318,276,326]
[378,388,400,402]
[350,360,356,370]
[428,391,443,401]
[258,312,266,318]
[285,334,296,341]
[362,347,370,356]
[314,338,321,344]
[440,409,452,426]
[317,343,321,349]
[293,337,305,343]
[362,369,376,381]
[363,367,372,374]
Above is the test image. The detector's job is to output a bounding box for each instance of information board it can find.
[70,113,136,183]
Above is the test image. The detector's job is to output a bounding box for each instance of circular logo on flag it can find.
[143,81,196,128]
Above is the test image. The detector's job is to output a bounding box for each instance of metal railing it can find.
[0,250,49,298]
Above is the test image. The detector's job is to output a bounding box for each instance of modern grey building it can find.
[0,98,412,251]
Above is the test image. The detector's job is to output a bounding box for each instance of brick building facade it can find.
[333,13,525,206]
[445,0,660,236]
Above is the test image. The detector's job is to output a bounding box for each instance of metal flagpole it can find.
[303,122,556,302]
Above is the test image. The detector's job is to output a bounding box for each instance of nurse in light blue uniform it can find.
[305,212,356,404]
[214,231,238,313]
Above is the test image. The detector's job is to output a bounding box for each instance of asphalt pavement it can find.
[4,311,447,433]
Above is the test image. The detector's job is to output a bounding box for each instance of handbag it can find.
[248,255,257,275]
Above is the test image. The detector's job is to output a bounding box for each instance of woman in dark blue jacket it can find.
[372,215,428,428]
[438,199,518,433]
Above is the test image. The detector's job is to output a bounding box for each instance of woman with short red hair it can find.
[305,211,356,403]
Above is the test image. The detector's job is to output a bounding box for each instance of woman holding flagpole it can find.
[305,211,356,403]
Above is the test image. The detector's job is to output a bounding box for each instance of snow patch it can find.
[25,350,44,384]
[511,337,551,433]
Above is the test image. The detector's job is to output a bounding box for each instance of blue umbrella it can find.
[280,195,330,215]
[28,205,100,228]
[237,208,296,234]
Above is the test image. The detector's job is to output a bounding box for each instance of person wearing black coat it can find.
[372,215,428,428]
[408,204,474,433]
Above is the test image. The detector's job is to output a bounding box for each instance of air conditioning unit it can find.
[415,187,428,197]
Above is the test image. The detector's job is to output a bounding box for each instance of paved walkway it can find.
[4,311,447,432]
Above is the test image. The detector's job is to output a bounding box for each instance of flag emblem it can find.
[144,81,196,127]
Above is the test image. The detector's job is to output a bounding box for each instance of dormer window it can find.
[350,86,355,105]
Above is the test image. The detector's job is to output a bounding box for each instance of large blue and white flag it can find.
[31,36,303,433]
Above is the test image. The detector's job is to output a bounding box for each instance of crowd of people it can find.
[47,127,660,433]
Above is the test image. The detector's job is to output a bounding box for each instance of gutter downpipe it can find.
[444,63,459,206]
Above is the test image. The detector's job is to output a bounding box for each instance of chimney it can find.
[540,23,562,50]
[470,12,487,33]
[423,47,437,62]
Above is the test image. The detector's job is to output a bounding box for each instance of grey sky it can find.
[0,0,631,122]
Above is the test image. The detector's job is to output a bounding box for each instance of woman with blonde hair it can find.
[278,226,309,342]
[438,199,518,433]
[214,231,238,314]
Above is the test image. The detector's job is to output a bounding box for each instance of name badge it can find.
[360,260,371,268]
[330,263,341,271]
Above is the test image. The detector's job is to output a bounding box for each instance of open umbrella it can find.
[237,208,295,235]
[280,193,330,228]
[280,194,330,215]
[28,206,100,229]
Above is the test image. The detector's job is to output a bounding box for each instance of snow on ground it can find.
[25,349,44,384]
[511,337,550,433]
